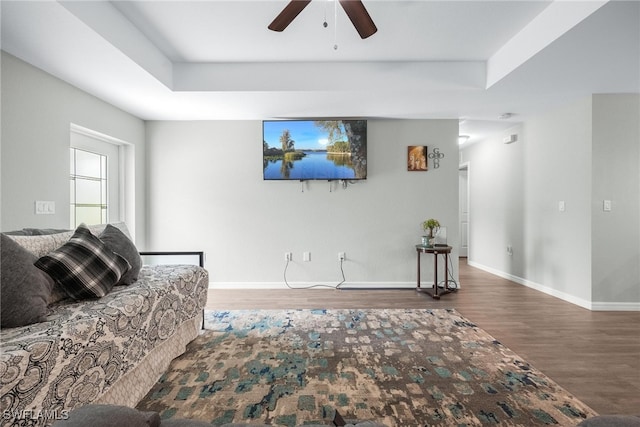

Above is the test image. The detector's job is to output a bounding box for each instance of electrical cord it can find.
[299,179,360,193]
[283,258,346,290]
[436,252,459,290]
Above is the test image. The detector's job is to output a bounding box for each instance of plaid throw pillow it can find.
[35,224,131,300]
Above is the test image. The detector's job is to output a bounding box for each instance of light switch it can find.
[558,201,566,212]
[35,201,55,215]
[603,200,612,212]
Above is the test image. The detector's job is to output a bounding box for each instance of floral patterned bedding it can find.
[0,264,208,427]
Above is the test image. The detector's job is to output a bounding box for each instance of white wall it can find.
[591,94,640,306]
[1,52,147,244]
[523,97,593,304]
[462,123,525,276]
[461,94,640,309]
[145,119,459,288]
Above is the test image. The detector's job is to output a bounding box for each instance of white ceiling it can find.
[1,0,639,143]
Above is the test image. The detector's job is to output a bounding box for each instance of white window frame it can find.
[70,123,130,229]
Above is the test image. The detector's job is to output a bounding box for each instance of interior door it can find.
[70,129,121,227]
[459,166,469,257]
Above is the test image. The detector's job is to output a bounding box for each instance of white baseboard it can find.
[209,281,419,290]
[466,260,640,311]
[590,301,640,311]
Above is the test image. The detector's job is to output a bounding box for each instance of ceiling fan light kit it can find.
[269,0,377,39]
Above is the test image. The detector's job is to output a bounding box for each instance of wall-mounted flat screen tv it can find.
[263,119,367,180]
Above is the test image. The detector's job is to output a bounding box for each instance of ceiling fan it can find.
[268,0,377,39]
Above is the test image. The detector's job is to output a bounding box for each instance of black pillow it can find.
[1,234,54,328]
[34,224,131,300]
[99,224,142,285]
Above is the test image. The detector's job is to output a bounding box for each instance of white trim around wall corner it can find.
[209,281,419,290]
[468,260,640,311]
[467,260,596,311]
[591,302,640,311]
[70,123,129,146]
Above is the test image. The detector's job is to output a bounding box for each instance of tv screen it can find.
[263,119,367,180]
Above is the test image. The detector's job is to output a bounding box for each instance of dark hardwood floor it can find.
[206,259,640,416]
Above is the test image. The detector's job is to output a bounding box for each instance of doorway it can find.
[459,163,469,258]
[70,124,126,228]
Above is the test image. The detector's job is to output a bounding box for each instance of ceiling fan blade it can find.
[268,0,312,32]
[338,0,377,39]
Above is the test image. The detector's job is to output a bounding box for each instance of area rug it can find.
[136,309,596,426]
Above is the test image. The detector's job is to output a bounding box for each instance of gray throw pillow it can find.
[99,224,142,285]
[34,224,131,300]
[0,233,54,328]
[3,228,69,236]
[21,228,70,235]
[52,405,160,427]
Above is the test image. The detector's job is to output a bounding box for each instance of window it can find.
[70,148,108,227]
[69,125,123,229]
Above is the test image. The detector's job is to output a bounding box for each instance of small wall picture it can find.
[408,146,428,171]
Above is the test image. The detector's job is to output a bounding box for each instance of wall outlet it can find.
[285,252,293,261]
[35,200,55,215]
[338,252,346,261]
[303,252,311,262]
[507,246,513,256]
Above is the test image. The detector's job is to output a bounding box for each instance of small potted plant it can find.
[422,218,440,246]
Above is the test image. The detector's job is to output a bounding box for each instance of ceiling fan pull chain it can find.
[323,0,328,28]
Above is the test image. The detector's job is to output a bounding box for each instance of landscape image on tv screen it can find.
[263,119,367,180]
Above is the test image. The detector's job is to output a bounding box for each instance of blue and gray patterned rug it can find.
[136,308,596,426]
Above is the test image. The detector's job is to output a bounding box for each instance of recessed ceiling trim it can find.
[2,0,636,127]
[486,0,609,88]
[60,0,173,89]
[172,61,486,92]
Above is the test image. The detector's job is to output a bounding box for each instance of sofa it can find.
[0,223,208,427]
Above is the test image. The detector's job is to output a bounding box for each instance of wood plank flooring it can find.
[206,259,640,416]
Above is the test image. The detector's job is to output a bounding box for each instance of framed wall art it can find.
[408,146,428,171]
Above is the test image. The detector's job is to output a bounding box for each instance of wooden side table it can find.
[415,245,455,299]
